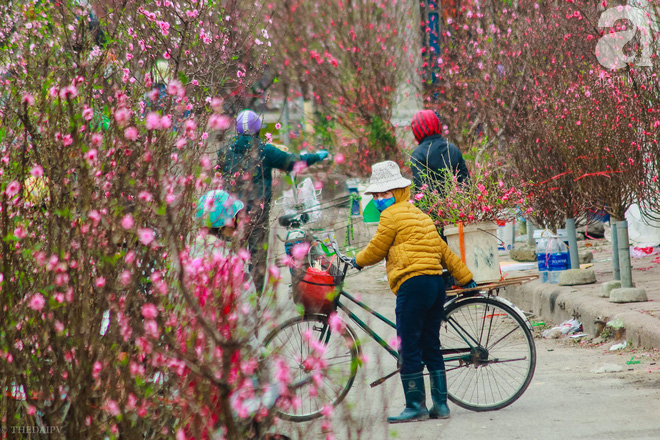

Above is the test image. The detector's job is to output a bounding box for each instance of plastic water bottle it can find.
[536,237,549,283]
[547,239,570,284]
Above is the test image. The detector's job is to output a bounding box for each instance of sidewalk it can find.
[501,238,660,349]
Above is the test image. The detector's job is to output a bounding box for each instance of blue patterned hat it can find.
[195,190,245,228]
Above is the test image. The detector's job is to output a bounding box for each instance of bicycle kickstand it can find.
[370,368,401,388]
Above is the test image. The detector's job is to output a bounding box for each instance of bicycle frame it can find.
[329,267,484,370]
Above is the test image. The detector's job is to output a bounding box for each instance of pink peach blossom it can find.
[5,180,20,197]
[28,293,45,311]
[121,214,134,229]
[124,126,139,141]
[141,303,158,319]
[138,228,155,245]
[145,112,161,130]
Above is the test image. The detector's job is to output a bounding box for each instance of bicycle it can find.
[264,211,537,422]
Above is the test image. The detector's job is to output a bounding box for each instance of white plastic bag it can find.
[281,178,322,222]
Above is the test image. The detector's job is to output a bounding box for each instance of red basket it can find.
[292,256,342,314]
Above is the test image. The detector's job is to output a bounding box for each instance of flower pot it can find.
[444,222,502,284]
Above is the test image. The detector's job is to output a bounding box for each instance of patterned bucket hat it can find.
[195,190,245,228]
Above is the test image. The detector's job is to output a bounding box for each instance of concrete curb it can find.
[503,280,660,349]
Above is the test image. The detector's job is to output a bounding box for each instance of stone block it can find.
[587,221,605,238]
[609,287,648,303]
[509,245,537,262]
[579,251,593,264]
[558,269,597,286]
[600,280,621,298]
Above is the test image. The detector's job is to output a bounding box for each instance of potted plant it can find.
[414,163,531,283]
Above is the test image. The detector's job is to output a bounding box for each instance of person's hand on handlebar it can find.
[349,258,362,271]
[464,280,478,289]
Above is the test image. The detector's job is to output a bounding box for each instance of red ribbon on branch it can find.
[573,170,623,181]
[532,171,572,186]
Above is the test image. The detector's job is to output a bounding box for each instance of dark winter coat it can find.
[410,134,470,193]
[220,135,323,209]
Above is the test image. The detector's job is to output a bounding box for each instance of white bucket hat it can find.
[364,161,412,195]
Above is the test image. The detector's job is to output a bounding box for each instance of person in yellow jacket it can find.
[351,160,477,424]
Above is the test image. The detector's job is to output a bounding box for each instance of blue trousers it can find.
[395,275,446,375]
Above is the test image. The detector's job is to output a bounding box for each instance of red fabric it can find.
[411,110,441,142]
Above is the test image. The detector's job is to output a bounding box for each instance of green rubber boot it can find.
[387,372,429,423]
[428,370,450,419]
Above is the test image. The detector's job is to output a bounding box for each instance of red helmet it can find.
[411,110,442,142]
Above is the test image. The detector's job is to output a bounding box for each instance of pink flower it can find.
[334,153,345,165]
[124,126,139,141]
[92,361,103,379]
[141,303,158,319]
[91,133,103,147]
[22,93,35,106]
[89,210,101,224]
[144,319,159,338]
[208,114,231,130]
[161,115,172,129]
[210,97,224,112]
[5,180,20,197]
[82,106,94,121]
[183,119,197,132]
[114,107,130,126]
[120,270,132,286]
[105,399,121,417]
[138,228,155,245]
[291,242,310,260]
[121,214,134,229]
[275,122,282,129]
[268,265,281,282]
[62,134,73,146]
[96,277,106,288]
[145,112,161,130]
[414,193,424,201]
[167,80,184,97]
[84,149,98,164]
[30,165,44,177]
[138,191,153,202]
[55,321,65,332]
[328,313,345,333]
[28,293,45,311]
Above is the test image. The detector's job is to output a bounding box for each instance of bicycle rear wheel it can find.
[440,297,536,411]
[263,314,359,422]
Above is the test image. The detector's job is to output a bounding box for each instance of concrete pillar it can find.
[616,221,633,288]
[527,221,536,247]
[611,221,620,281]
[566,218,580,270]
[281,98,290,147]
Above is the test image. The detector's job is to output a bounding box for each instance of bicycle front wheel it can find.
[263,314,359,422]
[440,297,536,411]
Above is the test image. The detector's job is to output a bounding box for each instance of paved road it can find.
[273,263,660,440]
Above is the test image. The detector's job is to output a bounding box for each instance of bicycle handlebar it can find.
[328,241,360,269]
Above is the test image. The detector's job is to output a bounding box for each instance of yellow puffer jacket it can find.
[356,186,473,294]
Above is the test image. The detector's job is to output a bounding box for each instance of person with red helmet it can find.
[410,110,470,195]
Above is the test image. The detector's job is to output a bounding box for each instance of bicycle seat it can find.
[278,212,309,228]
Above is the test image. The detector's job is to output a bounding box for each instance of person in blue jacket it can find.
[219,109,328,293]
